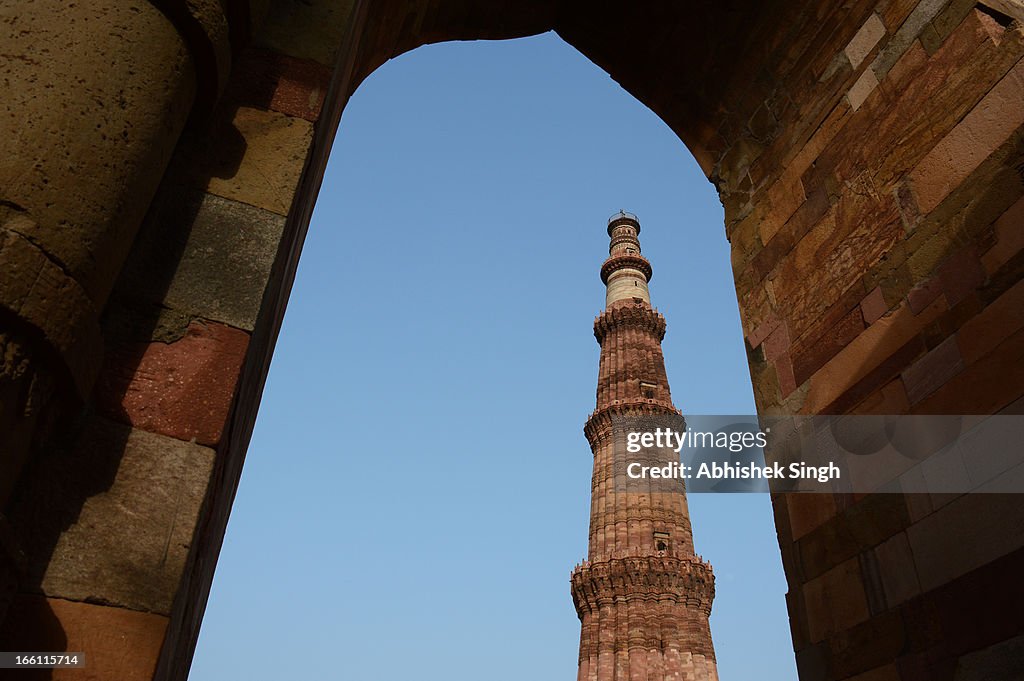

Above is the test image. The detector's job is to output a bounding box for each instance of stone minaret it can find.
[572,212,718,681]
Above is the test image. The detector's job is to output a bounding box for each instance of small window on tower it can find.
[626,247,637,254]
[640,381,657,399]
[654,531,670,553]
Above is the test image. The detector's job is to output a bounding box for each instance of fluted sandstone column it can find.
[572,213,718,681]
[0,0,231,620]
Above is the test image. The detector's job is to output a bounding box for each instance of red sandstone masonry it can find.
[229,49,333,122]
[909,55,1024,213]
[94,320,250,446]
[575,221,716,679]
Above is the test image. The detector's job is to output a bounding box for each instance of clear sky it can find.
[189,32,798,680]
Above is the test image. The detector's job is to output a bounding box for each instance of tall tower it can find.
[572,212,718,681]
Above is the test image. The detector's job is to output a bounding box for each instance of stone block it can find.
[861,286,889,324]
[0,594,168,681]
[954,632,1024,681]
[851,378,911,416]
[770,177,901,345]
[907,276,944,314]
[909,57,1024,214]
[907,489,1024,592]
[804,297,945,415]
[8,417,214,615]
[920,0,979,54]
[824,335,926,415]
[873,531,922,608]
[759,172,805,244]
[848,67,881,111]
[845,14,887,69]
[829,610,907,680]
[914,326,1024,414]
[928,544,1024,662]
[117,190,284,331]
[787,494,838,542]
[777,355,797,398]
[171,105,314,216]
[938,247,986,307]
[94,320,250,446]
[901,335,965,404]
[872,9,1023,194]
[871,0,951,77]
[747,315,781,350]
[803,556,870,643]
[763,322,791,362]
[980,197,1024,274]
[956,278,1024,363]
[229,48,332,121]
[792,305,866,387]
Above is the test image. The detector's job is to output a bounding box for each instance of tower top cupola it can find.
[601,210,653,307]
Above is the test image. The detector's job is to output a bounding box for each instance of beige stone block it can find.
[848,67,881,111]
[846,13,887,69]
[174,106,314,216]
[10,417,214,615]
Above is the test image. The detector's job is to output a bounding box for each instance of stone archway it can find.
[1,2,1022,680]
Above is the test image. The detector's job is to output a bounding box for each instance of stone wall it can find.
[0,1,1021,680]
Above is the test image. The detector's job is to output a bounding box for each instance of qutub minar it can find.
[571,212,717,681]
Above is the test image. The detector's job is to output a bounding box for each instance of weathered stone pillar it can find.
[0,0,231,620]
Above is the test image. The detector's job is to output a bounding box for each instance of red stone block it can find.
[938,246,986,307]
[914,326,1024,414]
[748,315,781,349]
[229,48,333,122]
[861,286,889,324]
[94,320,250,446]
[777,354,797,397]
[763,322,791,362]
[0,594,167,681]
[907,277,943,314]
[792,306,867,387]
[822,335,927,415]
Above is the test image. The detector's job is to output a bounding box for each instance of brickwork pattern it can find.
[572,221,718,681]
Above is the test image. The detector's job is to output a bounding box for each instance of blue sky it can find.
[189,32,797,680]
